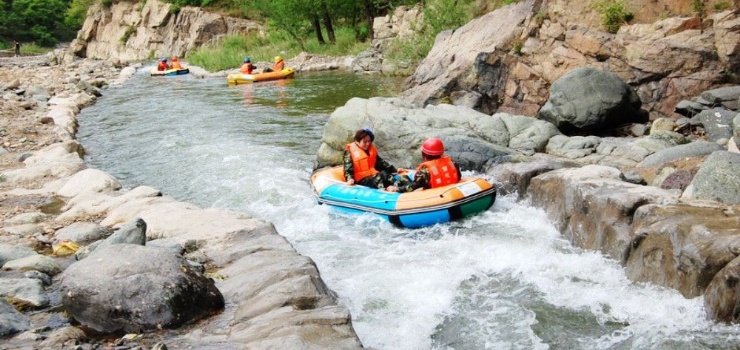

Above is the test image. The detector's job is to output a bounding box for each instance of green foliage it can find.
[102,0,113,7]
[593,0,634,34]
[713,2,729,10]
[121,26,136,44]
[169,4,181,13]
[65,0,95,29]
[512,38,523,55]
[534,11,549,26]
[383,0,475,65]
[692,0,705,13]
[0,0,73,46]
[423,0,476,35]
[188,25,370,72]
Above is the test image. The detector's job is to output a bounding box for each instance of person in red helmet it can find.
[156,58,169,71]
[396,137,461,192]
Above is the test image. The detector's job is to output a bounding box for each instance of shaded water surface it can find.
[77,68,740,350]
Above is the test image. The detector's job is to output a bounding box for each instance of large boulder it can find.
[60,244,224,333]
[401,0,536,111]
[538,67,646,133]
[315,97,559,171]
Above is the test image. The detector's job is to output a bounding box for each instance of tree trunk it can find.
[312,15,326,44]
[321,1,336,44]
[362,0,375,40]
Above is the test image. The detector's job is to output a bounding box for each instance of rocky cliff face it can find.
[401,0,739,120]
[70,0,262,62]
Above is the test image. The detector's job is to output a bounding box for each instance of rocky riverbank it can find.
[1,52,362,348]
[315,77,740,323]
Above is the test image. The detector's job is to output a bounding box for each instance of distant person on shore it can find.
[170,56,184,70]
[240,57,254,74]
[14,40,20,57]
[156,58,169,71]
[395,137,461,193]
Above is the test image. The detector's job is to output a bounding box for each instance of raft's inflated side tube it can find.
[311,166,497,228]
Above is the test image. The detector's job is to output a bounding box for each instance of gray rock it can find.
[2,223,44,237]
[4,212,46,225]
[701,86,740,105]
[54,221,108,244]
[546,135,601,159]
[24,270,52,286]
[688,151,740,204]
[675,99,708,117]
[0,244,37,267]
[96,217,147,249]
[38,326,87,349]
[638,140,723,168]
[3,254,62,276]
[0,278,49,308]
[60,244,224,333]
[690,108,736,142]
[0,298,30,337]
[147,238,185,256]
[538,67,646,133]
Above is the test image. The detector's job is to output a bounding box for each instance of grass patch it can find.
[713,2,730,10]
[18,43,52,55]
[188,26,370,72]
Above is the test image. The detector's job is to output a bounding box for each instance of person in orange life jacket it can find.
[240,57,254,74]
[273,55,285,71]
[343,128,408,192]
[395,137,461,193]
[170,56,184,69]
[157,58,169,71]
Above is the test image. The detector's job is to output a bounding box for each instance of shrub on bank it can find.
[188,27,369,72]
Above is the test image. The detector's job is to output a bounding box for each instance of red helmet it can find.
[421,137,445,156]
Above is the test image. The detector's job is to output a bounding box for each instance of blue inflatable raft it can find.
[310,166,497,228]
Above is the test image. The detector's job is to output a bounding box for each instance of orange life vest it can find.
[273,60,285,71]
[240,63,254,74]
[416,156,459,188]
[346,142,378,182]
[157,62,168,71]
[171,61,183,69]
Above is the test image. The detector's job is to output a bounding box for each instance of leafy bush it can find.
[593,0,634,34]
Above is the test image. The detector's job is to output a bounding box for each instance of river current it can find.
[76,68,740,350]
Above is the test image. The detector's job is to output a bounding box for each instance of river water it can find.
[77,68,740,350]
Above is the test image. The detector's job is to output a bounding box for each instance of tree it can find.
[65,0,96,30]
[4,0,71,45]
[320,0,335,44]
[253,0,310,50]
